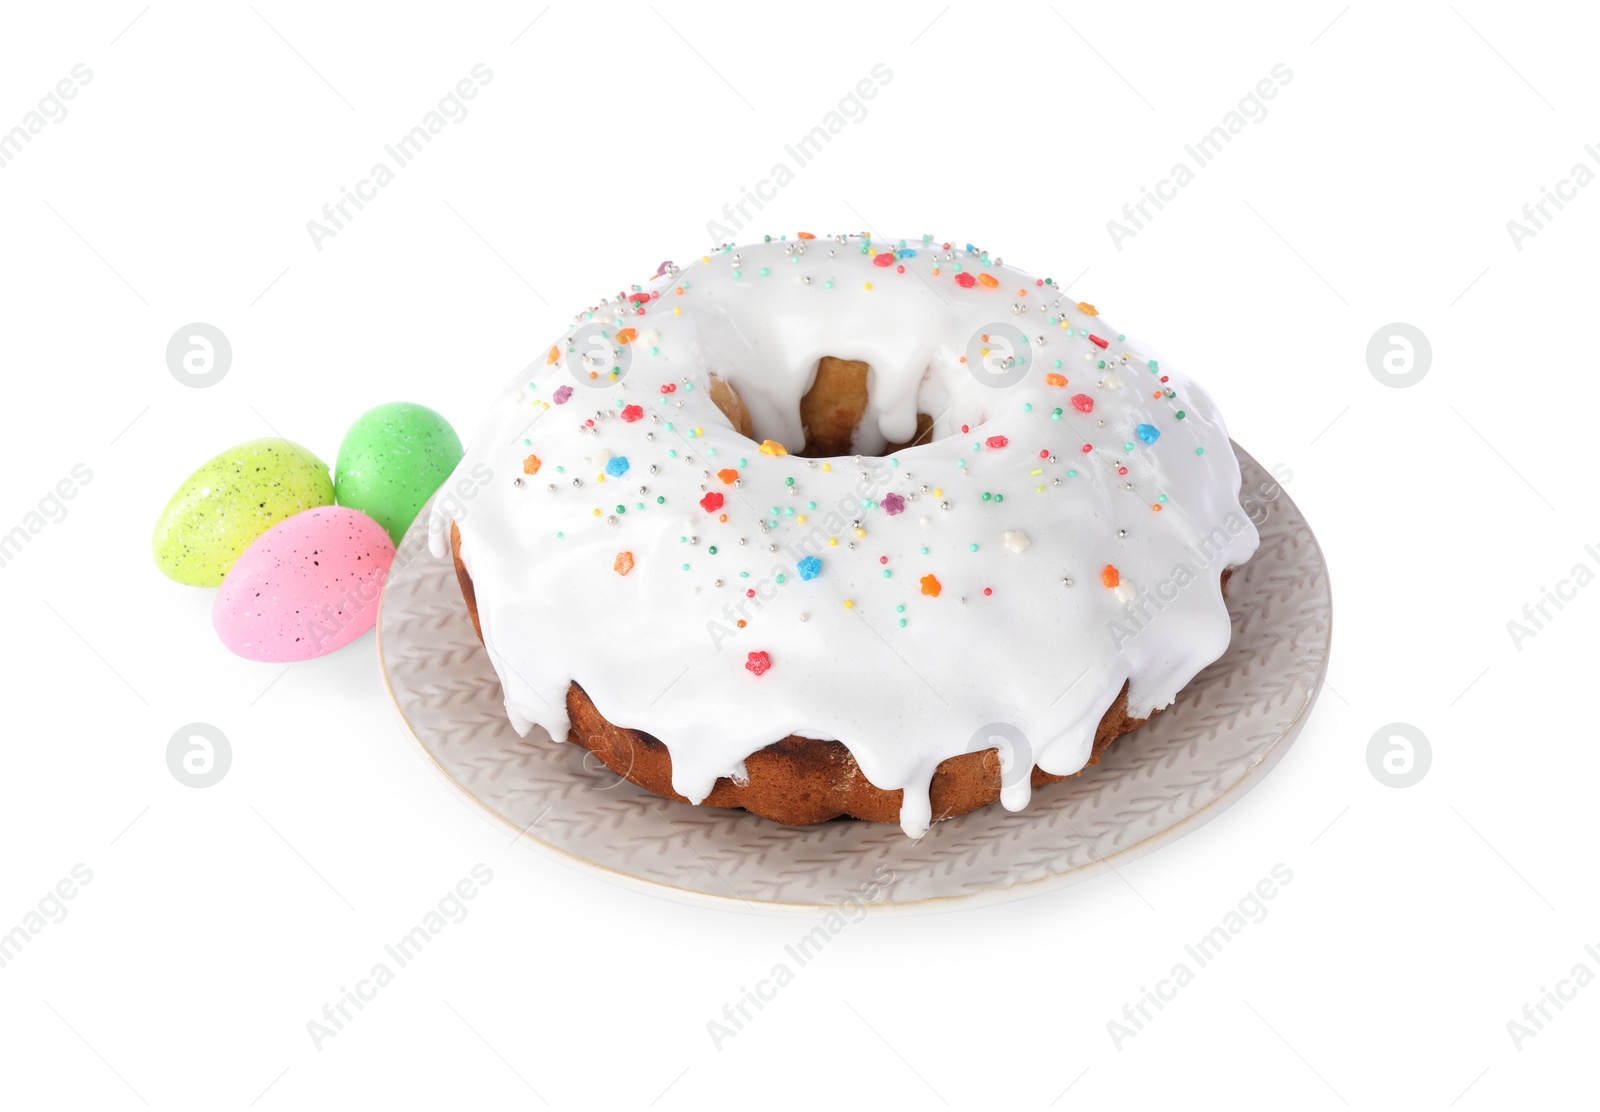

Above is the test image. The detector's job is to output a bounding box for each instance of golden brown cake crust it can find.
[447,523,1232,827]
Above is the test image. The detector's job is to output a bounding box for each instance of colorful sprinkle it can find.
[745,650,772,676]
[605,456,629,477]
[1102,564,1120,588]
[552,385,573,405]
[613,551,635,576]
[620,404,643,422]
[522,454,541,475]
[882,492,906,515]
[920,574,942,597]
[1136,423,1160,445]
[699,492,724,513]
[797,556,822,581]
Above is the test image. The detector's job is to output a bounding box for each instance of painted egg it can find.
[153,439,335,586]
[335,402,463,546]
[213,506,395,662]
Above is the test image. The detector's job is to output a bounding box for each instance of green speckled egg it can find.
[153,438,335,586]
[335,402,463,545]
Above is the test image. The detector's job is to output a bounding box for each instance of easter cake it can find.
[430,235,1259,836]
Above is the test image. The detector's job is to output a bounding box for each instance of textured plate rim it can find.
[377,444,1331,916]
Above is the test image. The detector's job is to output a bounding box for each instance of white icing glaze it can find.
[429,235,1259,836]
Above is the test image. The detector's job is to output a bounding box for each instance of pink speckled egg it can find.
[214,506,395,662]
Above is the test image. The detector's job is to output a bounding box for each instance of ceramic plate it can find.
[377,446,1330,914]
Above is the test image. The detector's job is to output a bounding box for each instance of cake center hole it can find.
[711,356,937,458]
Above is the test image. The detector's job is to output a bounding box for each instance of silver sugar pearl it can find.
[1118,529,1127,538]
[513,477,523,487]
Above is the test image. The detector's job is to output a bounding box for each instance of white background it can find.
[1,1,1594,1108]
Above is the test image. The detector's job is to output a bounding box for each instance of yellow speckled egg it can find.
[153,439,335,586]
